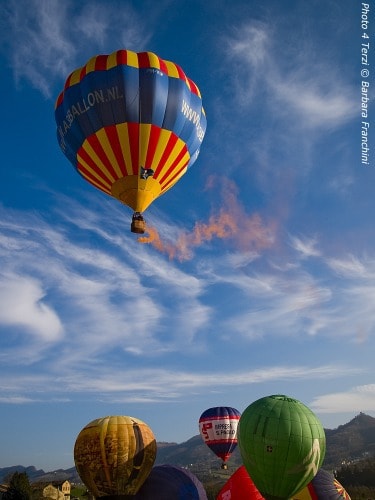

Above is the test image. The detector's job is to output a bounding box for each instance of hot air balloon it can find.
[238,395,326,500]
[293,468,351,500]
[134,464,207,499]
[217,465,264,500]
[198,406,241,469]
[55,49,207,234]
[74,415,157,498]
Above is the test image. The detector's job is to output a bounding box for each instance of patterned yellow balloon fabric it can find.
[74,415,157,497]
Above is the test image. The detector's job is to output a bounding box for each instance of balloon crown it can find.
[270,394,300,403]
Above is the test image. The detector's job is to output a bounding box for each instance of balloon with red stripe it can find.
[55,49,207,233]
[217,466,265,500]
[198,406,241,469]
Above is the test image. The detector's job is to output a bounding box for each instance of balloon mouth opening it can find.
[131,213,146,234]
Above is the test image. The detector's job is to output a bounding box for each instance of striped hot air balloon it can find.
[198,406,241,469]
[55,49,207,233]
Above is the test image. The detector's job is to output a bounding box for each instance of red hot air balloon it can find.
[217,466,265,500]
[55,49,207,234]
[198,406,241,469]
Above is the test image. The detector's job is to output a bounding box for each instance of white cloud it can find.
[0,194,374,413]
[0,0,150,97]
[289,234,321,258]
[225,251,260,269]
[0,273,63,342]
[1,0,76,96]
[310,384,375,414]
[327,255,368,278]
[0,396,36,404]
[0,200,212,368]
[204,259,333,339]
[225,22,269,103]
[200,246,375,345]
[0,364,359,403]
[224,21,356,131]
[206,17,358,211]
[270,73,357,129]
[328,175,355,196]
[229,23,268,67]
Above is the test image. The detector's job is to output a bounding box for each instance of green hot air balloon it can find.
[238,395,326,500]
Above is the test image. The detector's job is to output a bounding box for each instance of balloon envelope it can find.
[55,49,207,232]
[74,415,157,497]
[134,464,207,499]
[293,468,351,500]
[198,406,241,466]
[217,466,264,500]
[238,395,326,500]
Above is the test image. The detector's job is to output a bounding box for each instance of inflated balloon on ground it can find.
[134,464,207,499]
[293,468,351,500]
[238,395,326,500]
[74,415,156,498]
[217,465,264,500]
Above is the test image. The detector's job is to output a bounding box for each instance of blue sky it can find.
[0,0,374,470]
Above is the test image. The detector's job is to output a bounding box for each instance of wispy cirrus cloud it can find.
[2,192,375,362]
[216,16,357,195]
[310,384,375,414]
[0,0,150,97]
[0,191,374,416]
[224,22,270,103]
[0,363,360,404]
[224,20,356,131]
[199,233,375,343]
[289,234,321,259]
[0,198,211,368]
[327,255,368,278]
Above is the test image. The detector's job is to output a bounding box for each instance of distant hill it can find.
[0,466,45,482]
[155,434,242,468]
[0,465,81,484]
[155,413,375,470]
[1,413,374,484]
[324,412,375,466]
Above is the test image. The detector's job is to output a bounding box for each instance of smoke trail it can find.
[138,177,275,261]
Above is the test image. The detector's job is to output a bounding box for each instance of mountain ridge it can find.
[1,413,374,484]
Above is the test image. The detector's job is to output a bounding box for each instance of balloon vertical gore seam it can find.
[55,50,203,109]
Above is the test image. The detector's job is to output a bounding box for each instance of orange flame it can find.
[138,177,276,261]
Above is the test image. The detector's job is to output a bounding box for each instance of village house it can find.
[33,480,71,500]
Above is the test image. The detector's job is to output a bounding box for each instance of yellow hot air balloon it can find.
[74,415,157,498]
